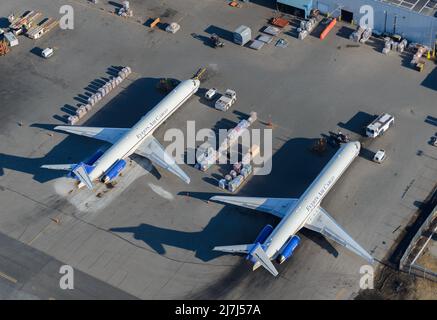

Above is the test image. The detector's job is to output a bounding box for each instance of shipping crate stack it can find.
[410,45,428,72]
[382,37,408,55]
[349,26,372,44]
[298,17,317,40]
[68,67,132,125]
[195,112,257,172]
[218,144,260,192]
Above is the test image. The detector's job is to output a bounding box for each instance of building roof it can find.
[380,0,437,17]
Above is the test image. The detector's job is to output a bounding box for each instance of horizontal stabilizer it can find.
[213,244,252,254]
[305,206,374,263]
[41,164,76,171]
[214,243,278,277]
[55,126,129,144]
[210,196,298,218]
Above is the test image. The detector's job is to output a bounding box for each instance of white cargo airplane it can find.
[42,79,200,189]
[211,141,374,276]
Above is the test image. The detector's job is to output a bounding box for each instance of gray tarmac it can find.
[1,0,437,299]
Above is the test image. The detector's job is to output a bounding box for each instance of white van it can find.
[41,47,54,59]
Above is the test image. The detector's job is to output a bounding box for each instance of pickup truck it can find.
[215,89,237,111]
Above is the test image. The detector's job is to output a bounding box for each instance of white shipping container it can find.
[228,175,244,192]
[230,170,237,179]
[76,109,85,118]
[68,115,79,125]
[218,179,227,190]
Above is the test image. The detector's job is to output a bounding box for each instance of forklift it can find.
[210,34,224,48]
[328,130,350,147]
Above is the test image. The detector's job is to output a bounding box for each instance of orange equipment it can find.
[229,1,241,7]
[271,17,289,28]
[0,40,10,56]
[150,17,160,28]
[320,18,337,40]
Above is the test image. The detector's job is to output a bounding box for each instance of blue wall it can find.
[277,0,314,17]
[313,0,436,47]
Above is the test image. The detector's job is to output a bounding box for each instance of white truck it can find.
[373,149,386,163]
[41,47,54,59]
[366,113,394,138]
[215,89,236,111]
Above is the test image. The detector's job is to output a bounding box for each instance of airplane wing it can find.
[305,206,374,263]
[55,126,129,144]
[134,135,190,184]
[210,196,298,218]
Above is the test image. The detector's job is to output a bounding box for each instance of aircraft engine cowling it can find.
[254,224,274,244]
[246,225,274,263]
[102,159,127,183]
[276,235,300,264]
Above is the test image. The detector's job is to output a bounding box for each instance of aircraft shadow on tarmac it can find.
[0,76,170,183]
[110,138,339,264]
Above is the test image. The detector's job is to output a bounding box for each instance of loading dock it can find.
[276,0,313,18]
[341,9,353,24]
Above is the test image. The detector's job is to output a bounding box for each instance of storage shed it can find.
[233,25,252,46]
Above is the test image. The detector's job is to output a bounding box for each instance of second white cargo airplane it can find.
[211,141,374,276]
[42,79,200,189]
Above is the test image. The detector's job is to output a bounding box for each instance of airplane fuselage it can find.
[264,141,361,259]
[87,79,200,182]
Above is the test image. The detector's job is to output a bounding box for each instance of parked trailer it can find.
[4,32,19,47]
[366,113,394,138]
[320,18,336,40]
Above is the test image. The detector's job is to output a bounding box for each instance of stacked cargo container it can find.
[68,66,132,125]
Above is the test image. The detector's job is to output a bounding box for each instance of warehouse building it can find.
[276,0,437,48]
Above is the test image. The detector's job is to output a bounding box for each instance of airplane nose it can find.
[193,79,200,88]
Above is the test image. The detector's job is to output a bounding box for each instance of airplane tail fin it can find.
[71,163,94,190]
[41,163,94,190]
[214,242,279,277]
[248,243,278,277]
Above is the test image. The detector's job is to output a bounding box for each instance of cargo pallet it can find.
[10,11,42,35]
[27,17,59,39]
